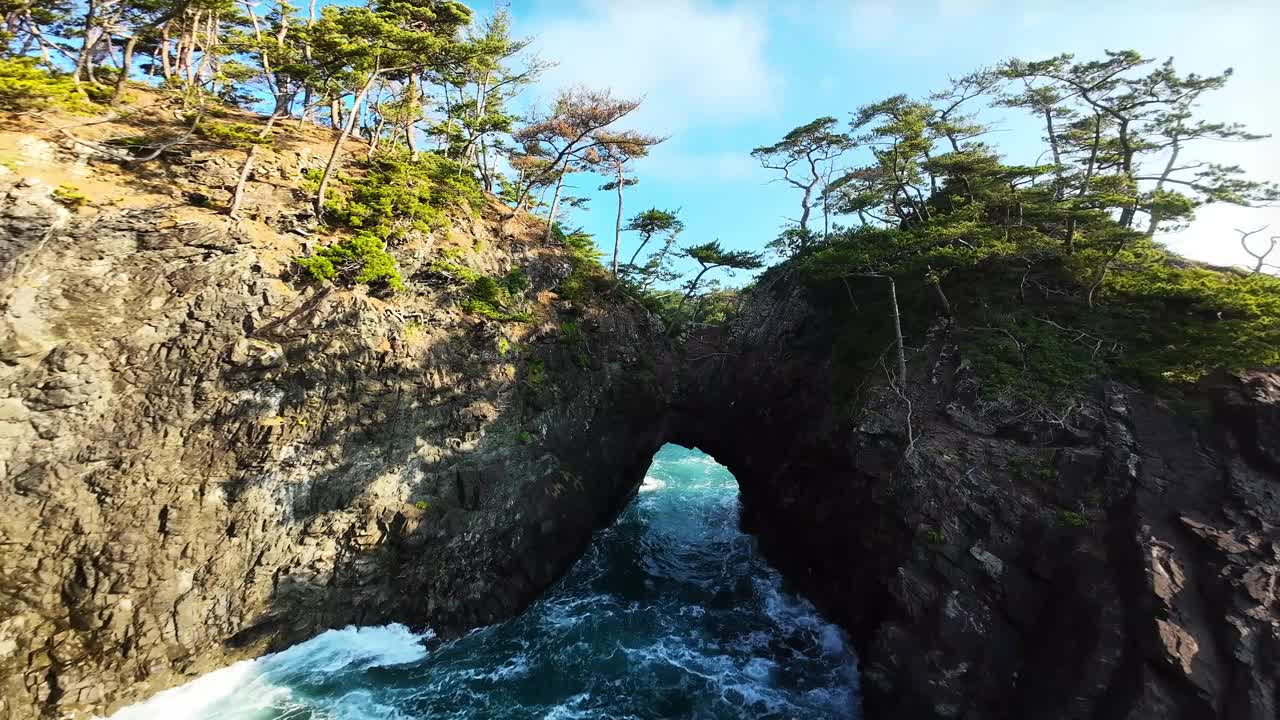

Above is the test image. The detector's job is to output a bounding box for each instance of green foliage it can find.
[432,253,532,317]
[525,358,546,388]
[517,430,534,445]
[321,151,484,243]
[924,527,945,545]
[560,320,583,344]
[0,58,94,112]
[463,274,533,322]
[434,258,532,322]
[1059,510,1089,528]
[790,58,1279,390]
[414,500,430,511]
[52,184,88,208]
[963,317,1102,404]
[1098,241,1280,381]
[429,259,482,285]
[552,225,611,306]
[197,121,273,148]
[295,232,405,291]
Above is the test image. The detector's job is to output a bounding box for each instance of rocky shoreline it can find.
[2,130,1276,720]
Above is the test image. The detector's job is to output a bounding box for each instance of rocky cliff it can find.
[2,108,1277,720]
[678,275,1280,720]
[0,115,675,718]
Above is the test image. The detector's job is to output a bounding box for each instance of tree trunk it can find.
[674,265,713,322]
[627,234,652,267]
[405,72,421,156]
[1065,114,1104,254]
[316,72,377,217]
[300,0,316,124]
[929,273,951,317]
[1117,117,1138,228]
[73,0,99,84]
[369,117,386,159]
[228,144,258,219]
[611,160,625,277]
[182,13,198,85]
[799,184,812,233]
[1144,138,1181,236]
[885,275,907,384]
[543,169,565,243]
[441,83,454,156]
[330,98,342,129]
[158,22,172,80]
[1044,107,1064,199]
[111,34,138,104]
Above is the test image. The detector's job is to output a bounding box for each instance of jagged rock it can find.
[227,338,284,369]
[672,278,1280,720]
[2,118,1277,720]
[0,164,677,719]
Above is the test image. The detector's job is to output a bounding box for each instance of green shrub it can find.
[560,320,583,345]
[552,225,610,306]
[320,150,484,243]
[526,358,546,388]
[429,259,482,285]
[924,527,945,544]
[414,499,430,511]
[436,261,532,322]
[1098,241,1280,381]
[0,58,94,112]
[1059,510,1089,528]
[517,430,534,445]
[504,267,530,295]
[52,184,88,208]
[295,232,405,290]
[964,317,1101,405]
[197,121,272,148]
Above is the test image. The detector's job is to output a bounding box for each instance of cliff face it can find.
[2,112,1277,720]
[0,124,676,718]
[678,279,1280,720]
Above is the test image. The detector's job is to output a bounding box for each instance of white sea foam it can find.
[103,444,859,720]
[638,475,666,492]
[103,624,430,720]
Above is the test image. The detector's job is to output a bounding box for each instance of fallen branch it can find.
[228,144,258,219]
[686,352,739,362]
[880,354,916,459]
[1030,316,1123,358]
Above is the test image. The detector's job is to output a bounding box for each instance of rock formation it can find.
[0,127,675,718]
[1,116,1276,720]
[679,280,1280,720]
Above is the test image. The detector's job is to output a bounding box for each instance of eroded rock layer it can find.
[680,280,1279,720]
[0,140,675,718]
[2,123,1277,720]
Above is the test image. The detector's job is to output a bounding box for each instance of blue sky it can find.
[496,0,1280,282]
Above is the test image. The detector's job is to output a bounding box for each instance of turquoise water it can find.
[109,444,860,719]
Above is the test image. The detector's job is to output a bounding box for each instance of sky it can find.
[492,0,1280,282]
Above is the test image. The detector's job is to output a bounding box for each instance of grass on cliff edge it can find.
[793,229,1280,409]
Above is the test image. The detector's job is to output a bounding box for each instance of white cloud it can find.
[522,0,781,134]
[639,147,769,184]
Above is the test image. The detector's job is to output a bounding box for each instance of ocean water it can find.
[108,444,860,719]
